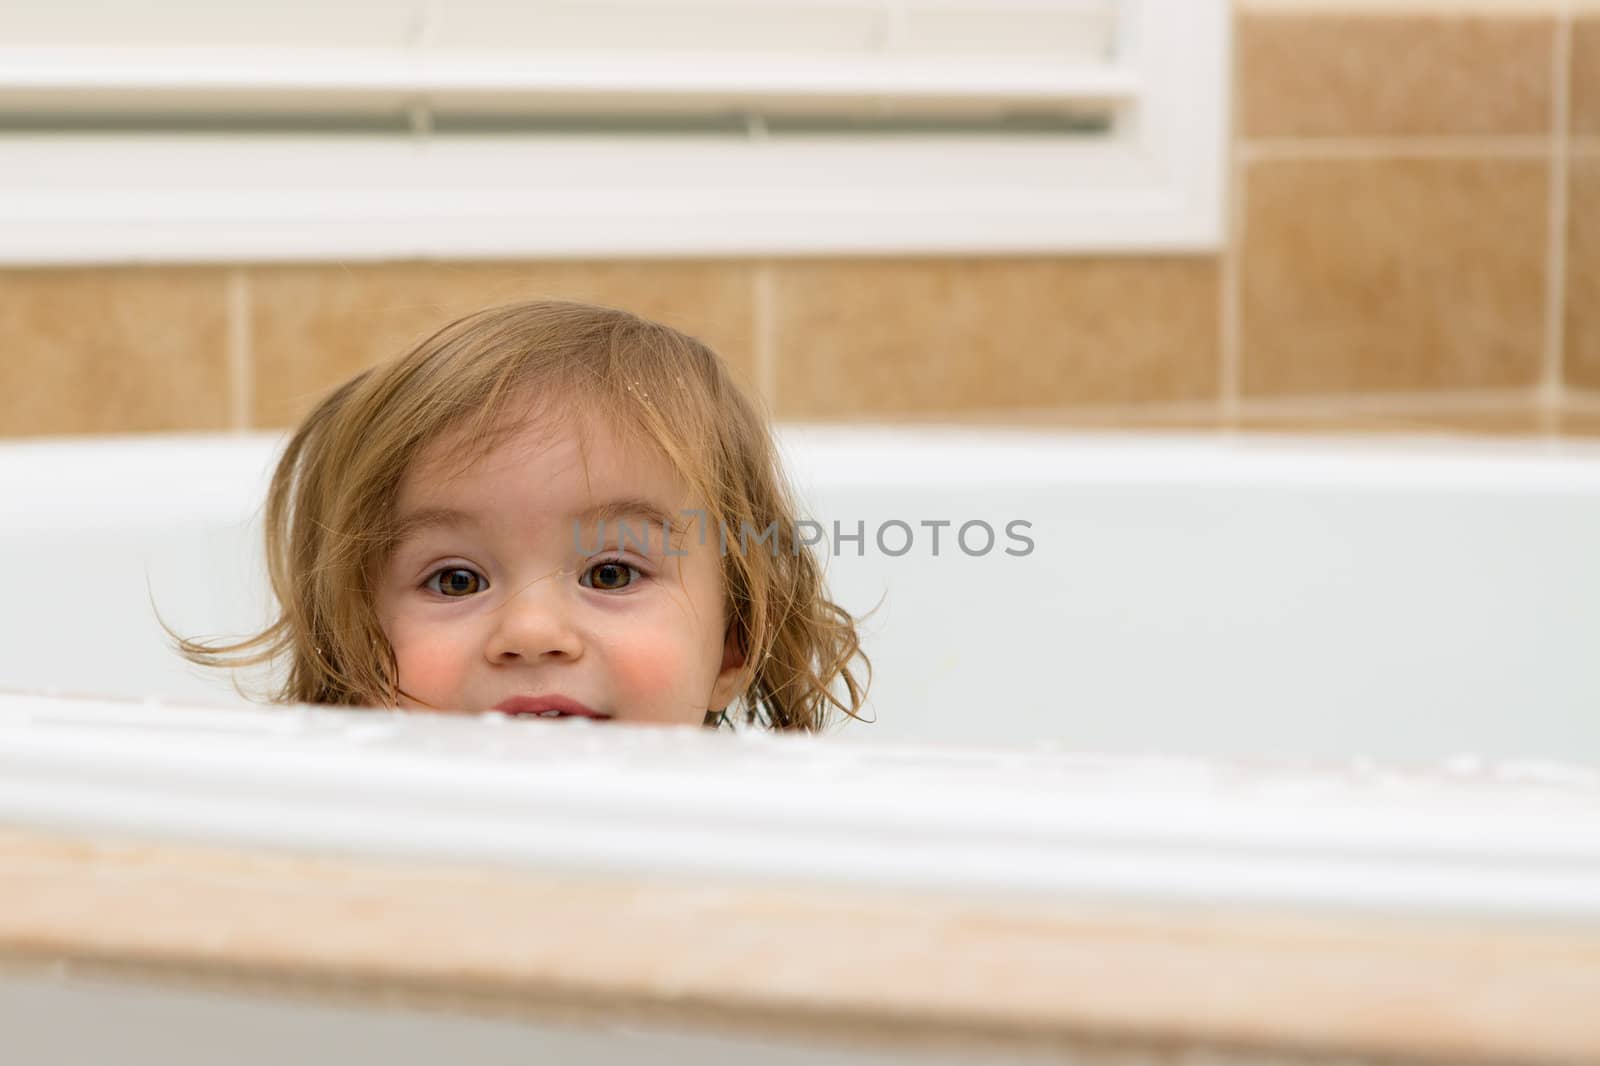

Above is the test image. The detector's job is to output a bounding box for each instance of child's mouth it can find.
[492,696,612,720]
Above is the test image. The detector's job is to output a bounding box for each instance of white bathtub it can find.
[3,427,1600,761]
[5,427,1600,1065]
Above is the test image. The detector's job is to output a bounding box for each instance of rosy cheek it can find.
[606,634,713,725]
[605,566,731,721]
[608,642,684,697]
[390,630,472,710]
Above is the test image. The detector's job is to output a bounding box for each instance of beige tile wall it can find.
[1237,9,1566,412]
[772,258,1218,418]
[2,4,1597,436]
[247,262,759,428]
[0,268,231,436]
[1572,16,1600,390]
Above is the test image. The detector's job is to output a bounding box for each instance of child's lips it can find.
[492,695,612,720]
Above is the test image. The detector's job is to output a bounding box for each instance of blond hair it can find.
[180,300,869,732]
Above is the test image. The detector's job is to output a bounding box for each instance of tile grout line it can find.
[1240,136,1555,161]
[753,260,778,417]
[225,268,252,433]
[1225,387,1548,418]
[876,388,1556,426]
[1542,5,1574,403]
[1563,387,1600,411]
[1219,37,1246,425]
[1236,0,1574,8]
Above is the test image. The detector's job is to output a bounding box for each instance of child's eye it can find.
[581,559,641,591]
[425,567,487,597]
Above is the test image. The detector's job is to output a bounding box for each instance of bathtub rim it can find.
[2,691,1599,923]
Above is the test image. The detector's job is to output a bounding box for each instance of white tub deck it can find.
[1,693,1599,1065]
[3,427,1599,758]
[4,428,1600,1063]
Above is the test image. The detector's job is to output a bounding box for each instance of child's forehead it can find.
[399,406,689,514]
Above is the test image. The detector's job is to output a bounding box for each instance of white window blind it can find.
[0,0,1228,262]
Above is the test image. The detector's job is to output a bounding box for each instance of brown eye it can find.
[427,567,485,597]
[582,560,639,591]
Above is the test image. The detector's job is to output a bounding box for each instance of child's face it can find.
[373,406,746,725]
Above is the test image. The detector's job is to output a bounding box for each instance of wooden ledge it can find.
[3,826,1599,1064]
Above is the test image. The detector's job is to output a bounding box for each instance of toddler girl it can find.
[183,299,868,731]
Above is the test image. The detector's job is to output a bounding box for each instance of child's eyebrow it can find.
[390,506,477,544]
[390,500,687,546]
[575,498,687,535]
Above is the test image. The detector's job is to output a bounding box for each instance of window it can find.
[0,0,1229,262]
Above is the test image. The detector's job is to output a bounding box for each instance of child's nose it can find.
[485,582,583,663]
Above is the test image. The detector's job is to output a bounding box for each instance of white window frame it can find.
[0,1,1229,264]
